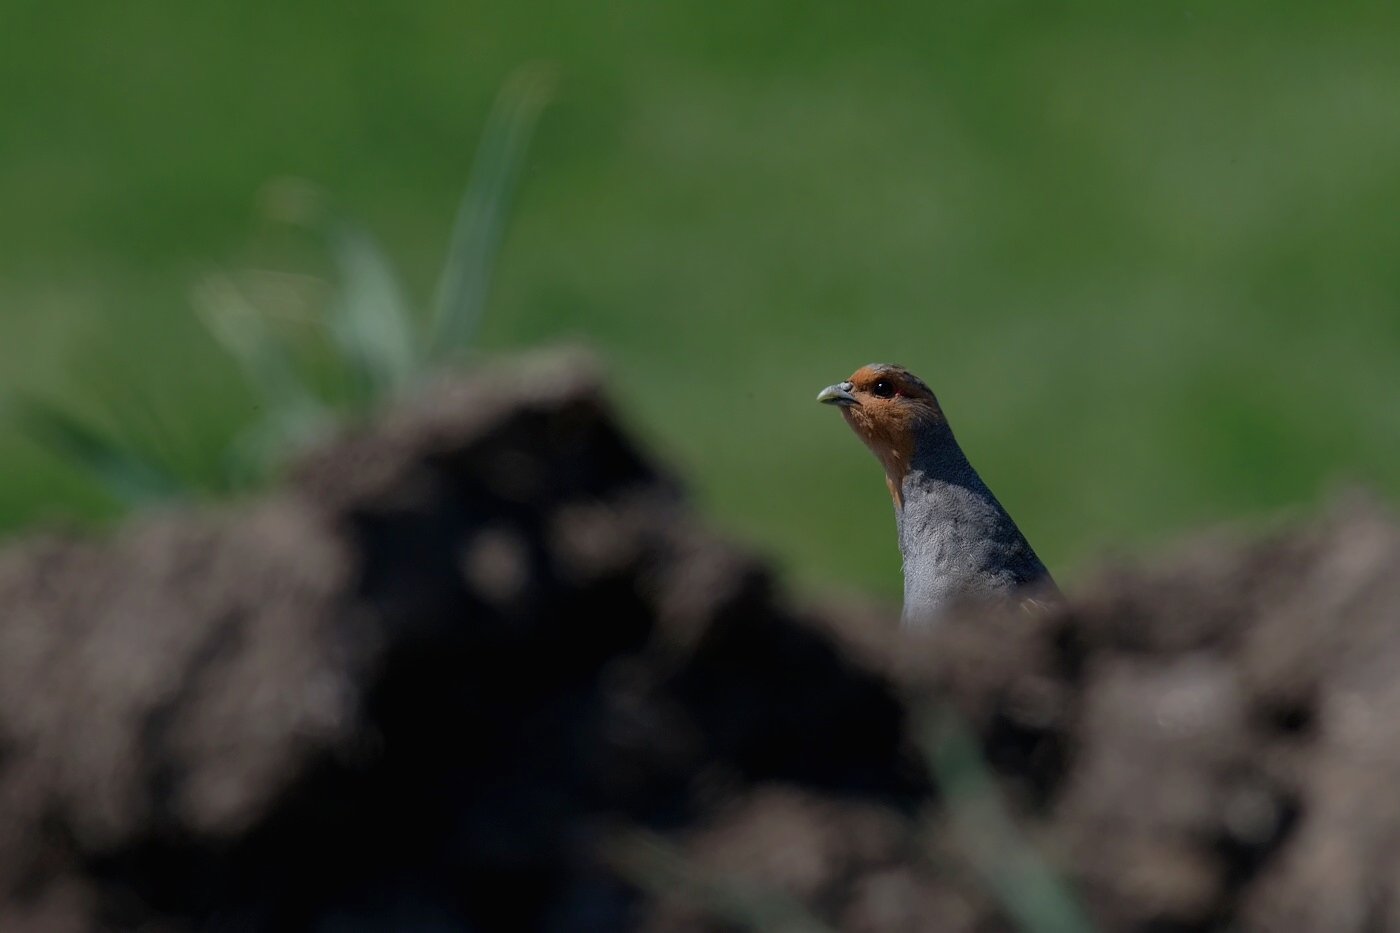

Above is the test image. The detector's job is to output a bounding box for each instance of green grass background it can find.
[2,0,1398,601]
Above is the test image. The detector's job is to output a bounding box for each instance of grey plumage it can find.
[892,417,1055,625]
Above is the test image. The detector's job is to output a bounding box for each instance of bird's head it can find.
[817,363,946,505]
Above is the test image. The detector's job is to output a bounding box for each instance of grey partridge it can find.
[818,363,1058,626]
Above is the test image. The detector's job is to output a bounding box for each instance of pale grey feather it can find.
[894,418,1056,626]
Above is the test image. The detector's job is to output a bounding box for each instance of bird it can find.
[817,363,1058,626]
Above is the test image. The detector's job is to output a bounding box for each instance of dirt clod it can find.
[1,353,1398,932]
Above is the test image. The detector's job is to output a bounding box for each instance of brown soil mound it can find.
[0,350,1396,932]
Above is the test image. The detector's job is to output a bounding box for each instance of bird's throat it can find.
[839,407,924,507]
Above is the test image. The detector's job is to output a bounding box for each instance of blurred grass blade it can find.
[429,62,555,357]
[920,705,1097,933]
[78,364,189,485]
[191,271,318,411]
[191,271,329,474]
[10,395,182,506]
[325,220,419,398]
[226,402,330,480]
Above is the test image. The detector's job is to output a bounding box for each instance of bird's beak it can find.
[817,381,859,407]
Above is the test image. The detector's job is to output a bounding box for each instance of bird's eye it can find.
[871,379,896,399]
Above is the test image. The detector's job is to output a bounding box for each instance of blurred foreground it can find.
[0,351,1398,932]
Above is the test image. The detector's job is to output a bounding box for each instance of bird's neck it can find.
[900,420,982,493]
[891,423,1043,624]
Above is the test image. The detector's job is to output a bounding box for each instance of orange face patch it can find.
[837,365,944,507]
